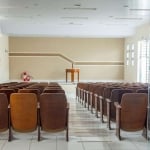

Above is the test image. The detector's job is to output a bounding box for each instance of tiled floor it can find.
[0,83,149,150]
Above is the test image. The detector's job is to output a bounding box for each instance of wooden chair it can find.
[39,93,69,141]
[114,93,148,140]
[106,89,133,129]
[0,93,11,141]
[101,87,121,123]
[9,93,39,141]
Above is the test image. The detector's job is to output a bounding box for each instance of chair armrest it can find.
[94,94,98,97]
[67,102,70,109]
[98,95,103,99]
[37,102,40,108]
[106,98,111,103]
[114,102,121,109]
[86,91,89,94]
[8,104,10,109]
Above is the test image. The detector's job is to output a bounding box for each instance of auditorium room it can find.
[0,0,149,150]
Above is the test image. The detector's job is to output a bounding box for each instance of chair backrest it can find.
[110,89,133,121]
[43,89,65,93]
[120,93,148,131]
[10,93,37,132]
[111,89,133,103]
[136,89,148,93]
[103,87,121,116]
[18,89,40,101]
[0,89,15,103]
[40,93,67,131]
[0,93,9,132]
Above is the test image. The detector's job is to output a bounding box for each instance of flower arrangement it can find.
[21,71,31,81]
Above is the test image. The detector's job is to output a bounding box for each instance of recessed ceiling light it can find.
[34,3,39,6]
[74,4,81,7]
[61,16,88,19]
[115,17,143,20]
[130,9,150,11]
[68,22,83,25]
[123,5,129,8]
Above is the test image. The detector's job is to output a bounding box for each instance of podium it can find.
[66,68,79,82]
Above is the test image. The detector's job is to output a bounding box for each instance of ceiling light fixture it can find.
[64,7,96,10]
[130,9,150,11]
[115,17,143,20]
[74,4,81,7]
[61,16,88,19]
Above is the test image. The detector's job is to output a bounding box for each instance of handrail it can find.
[9,52,124,66]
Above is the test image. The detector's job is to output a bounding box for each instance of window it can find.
[138,39,150,83]
[131,44,135,66]
[125,43,135,66]
[126,44,130,66]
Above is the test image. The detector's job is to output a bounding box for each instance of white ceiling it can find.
[0,0,150,37]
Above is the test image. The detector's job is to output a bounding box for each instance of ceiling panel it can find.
[0,0,149,37]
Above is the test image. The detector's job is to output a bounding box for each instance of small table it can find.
[66,68,80,82]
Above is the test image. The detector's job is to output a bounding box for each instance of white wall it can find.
[124,23,150,82]
[0,33,9,82]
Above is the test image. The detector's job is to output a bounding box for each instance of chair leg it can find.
[142,127,147,139]
[37,107,41,141]
[8,107,12,142]
[99,97,104,123]
[107,102,111,130]
[116,125,121,140]
[66,128,69,142]
[38,125,41,141]
[8,127,12,142]
[116,107,121,140]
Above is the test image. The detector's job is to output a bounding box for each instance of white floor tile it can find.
[30,140,56,150]
[2,140,31,150]
[57,136,84,150]
[82,142,111,150]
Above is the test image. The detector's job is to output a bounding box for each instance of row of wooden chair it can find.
[0,82,69,141]
[0,92,69,141]
[76,82,149,140]
[0,82,65,103]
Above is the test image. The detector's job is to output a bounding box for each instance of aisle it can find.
[62,83,113,139]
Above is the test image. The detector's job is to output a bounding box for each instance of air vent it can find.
[106,23,128,26]
[130,9,150,11]
[5,15,33,19]
[60,22,83,26]
[61,17,88,20]
[63,7,96,10]
[74,4,81,7]
[115,17,143,20]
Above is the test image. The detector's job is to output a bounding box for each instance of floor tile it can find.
[57,136,84,150]
[2,140,31,150]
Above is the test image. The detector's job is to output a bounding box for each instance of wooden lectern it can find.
[66,68,79,82]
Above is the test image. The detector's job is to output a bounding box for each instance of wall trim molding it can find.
[9,52,124,66]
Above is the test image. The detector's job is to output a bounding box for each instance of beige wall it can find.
[9,37,124,81]
[0,34,9,82]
